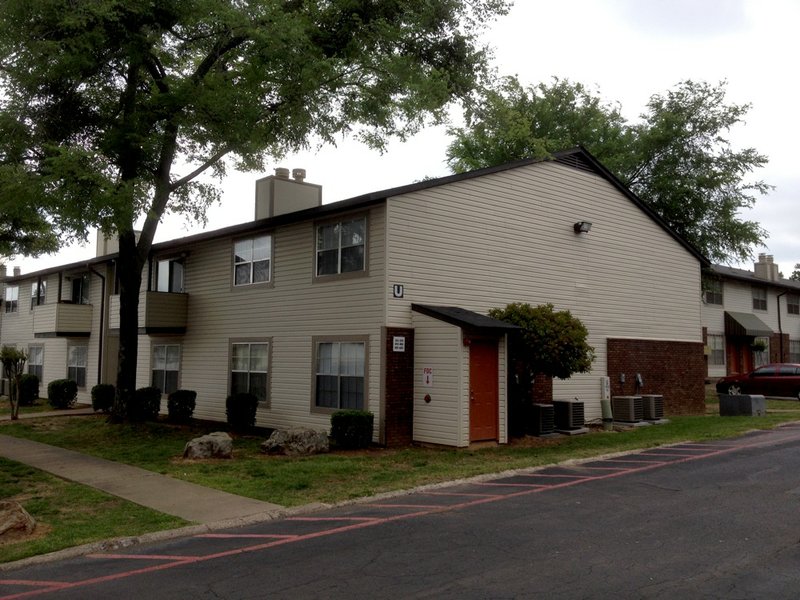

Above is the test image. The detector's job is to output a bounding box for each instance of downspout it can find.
[777,290,787,362]
[88,264,106,385]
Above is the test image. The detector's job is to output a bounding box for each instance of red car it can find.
[716,363,800,400]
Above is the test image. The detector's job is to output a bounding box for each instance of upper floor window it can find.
[31,279,46,309]
[316,217,366,277]
[233,235,271,286]
[752,287,767,311]
[156,258,184,293]
[788,294,800,315]
[4,285,18,313]
[28,345,44,380]
[71,274,90,304]
[67,345,88,388]
[152,344,180,395]
[702,278,723,305]
[314,339,366,410]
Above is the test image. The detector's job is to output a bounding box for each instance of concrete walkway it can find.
[0,433,284,525]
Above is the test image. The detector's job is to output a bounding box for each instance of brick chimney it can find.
[754,253,780,281]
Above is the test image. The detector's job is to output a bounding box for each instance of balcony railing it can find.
[32,302,93,337]
[109,292,188,334]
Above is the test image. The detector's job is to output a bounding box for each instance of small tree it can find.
[489,303,594,433]
[1,346,27,420]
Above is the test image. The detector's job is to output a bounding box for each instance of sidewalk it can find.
[0,431,283,525]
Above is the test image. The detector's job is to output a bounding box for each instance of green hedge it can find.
[47,379,77,409]
[18,374,39,406]
[330,410,374,449]
[167,389,197,423]
[91,384,115,413]
[226,392,258,432]
[128,386,162,421]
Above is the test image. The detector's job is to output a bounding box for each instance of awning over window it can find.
[724,311,773,337]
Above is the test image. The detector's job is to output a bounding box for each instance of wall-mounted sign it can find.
[422,367,433,387]
[393,336,406,352]
[392,284,405,298]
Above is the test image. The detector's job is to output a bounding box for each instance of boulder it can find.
[183,431,233,459]
[261,427,330,456]
[0,501,36,538]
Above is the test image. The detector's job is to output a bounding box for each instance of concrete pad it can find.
[0,435,282,524]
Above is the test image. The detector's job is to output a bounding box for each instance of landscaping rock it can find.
[261,427,330,456]
[183,431,233,459]
[0,501,36,538]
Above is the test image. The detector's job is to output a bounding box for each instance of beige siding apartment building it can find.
[0,148,708,447]
[702,254,800,382]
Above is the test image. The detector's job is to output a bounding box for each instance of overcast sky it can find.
[20,0,800,275]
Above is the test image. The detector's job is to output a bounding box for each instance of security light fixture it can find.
[573,221,592,234]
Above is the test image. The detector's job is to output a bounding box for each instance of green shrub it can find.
[18,374,39,406]
[128,386,162,421]
[226,393,258,432]
[91,383,115,413]
[47,379,78,409]
[167,389,197,423]
[330,410,374,449]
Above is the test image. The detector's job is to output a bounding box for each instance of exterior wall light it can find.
[573,221,592,234]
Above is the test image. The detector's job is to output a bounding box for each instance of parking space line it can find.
[84,554,198,561]
[195,533,297,539]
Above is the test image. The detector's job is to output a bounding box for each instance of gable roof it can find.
[3,147,708,282]
[412,304,520,333]
[710,264,800,293]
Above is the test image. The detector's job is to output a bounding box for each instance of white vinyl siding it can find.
[386,161,702,421]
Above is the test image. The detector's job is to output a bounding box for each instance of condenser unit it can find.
[612,396,643,423]
[641,395,664,421]
[553,399,585,430]
[531,403,555,436]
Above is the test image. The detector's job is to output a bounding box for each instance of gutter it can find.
[87,264,106,385]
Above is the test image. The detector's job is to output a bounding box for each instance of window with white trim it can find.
[316,217,366,276]
[231,342,269,403]
[67,345,88,388]
[790,340,800,363]
[314,340,365,410]
[233,236,271,286]
[4,285,18,313]
[752,286,767,311]
[28,345,44,380]
[787,294,800,315]
[707,334,725,366]
[703,278,723,305]
[152,344,180,395]
[30,279,46,309]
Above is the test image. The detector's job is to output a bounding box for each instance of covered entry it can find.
[724,311,772,374]
[410,304,518,447]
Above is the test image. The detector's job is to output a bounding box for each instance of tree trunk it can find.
[111,229,146,421]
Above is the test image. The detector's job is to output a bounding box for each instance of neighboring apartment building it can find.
[0,148,708,447]
[702,254,800,380]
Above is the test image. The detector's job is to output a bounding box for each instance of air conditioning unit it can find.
[641,394,664,420]
[531,403,555,436]
[612,396,643,423]
[553,399,584,430]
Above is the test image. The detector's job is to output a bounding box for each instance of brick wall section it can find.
[383,327,415,447]
[532,373,553,404]
[770,333,789,363]
[607,338,705,415]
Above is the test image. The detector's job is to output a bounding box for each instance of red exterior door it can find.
[469,339,499,442]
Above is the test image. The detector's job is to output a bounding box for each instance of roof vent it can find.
[274,167,290,180]
[292,168,306,183]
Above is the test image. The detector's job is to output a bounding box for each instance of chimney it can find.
[255,167,322,220]
[96,230,141,257]
[13,267,21,277]
[0,264,6,280]
[754,253,780,281]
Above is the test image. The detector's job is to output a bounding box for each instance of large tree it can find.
[448,77,770,263]
[0,0,509,417]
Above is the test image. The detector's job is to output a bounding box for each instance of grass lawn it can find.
[2,399,800,564]
[0,396,59,417]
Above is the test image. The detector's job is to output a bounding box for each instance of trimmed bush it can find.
[91,383,115,413]
[330,409,374,449]
[226,392,258,432]
[168,389,197,423]
[128,386,162,421]
[18,374,39,406]
[47,379,78,409]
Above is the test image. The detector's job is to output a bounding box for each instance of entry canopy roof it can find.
[412,304,520,333]
[724,311,773,337]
